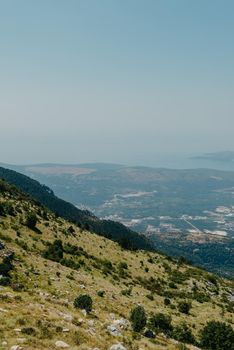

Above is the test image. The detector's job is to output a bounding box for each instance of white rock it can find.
[10,346,22,350]
[55,340,70,348]
[88,320,94,326]
[2,341,7,346]
[14,328,22,333]
[63,314,73,322]
[107,325,122,336]
[109,344,127,350]
[113,318,129,330]
[0,308,8,313]
[62,328,70,332]
[81,309,87,317]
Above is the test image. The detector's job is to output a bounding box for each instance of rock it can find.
[109,344,127,350]
[62,313,73,322]
[107,325,122,336]
[77,318,84,324]
[0,308,8,313]
[88,320,94,326]
[144,330,155,339]
[14,328,22,333]
[55,341,70,348]
[81,309,87,317]
[113,318,129,330]
[2,341,7,346]
[0,241,5,249]
[62,328,70,332]
[10,346,22,350]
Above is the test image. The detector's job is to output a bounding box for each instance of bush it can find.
[178,301,191,314]
[200,321,234,350]
[118,262,128,270]
[148,313,173,335]
[21,327,36,335]
[97,290,105,297]
[74,294,92,313]
[0,276,11,286]
[0,254,14,276]
[43,240,63,262]
[173,322,195,344]
[26,213,37,229]
[164,297,171,306]
[130,306,147,332]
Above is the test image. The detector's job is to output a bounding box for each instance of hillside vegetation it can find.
[0,179,233,350]
[0,166,152,252]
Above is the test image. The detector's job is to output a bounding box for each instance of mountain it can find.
[0,179,233,349]
[0,166,152,252]
[5,163,234,278]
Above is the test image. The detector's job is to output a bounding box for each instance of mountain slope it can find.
[0,166,152,251]
[0,180,233,349]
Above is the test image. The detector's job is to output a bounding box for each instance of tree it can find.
[200,321,234,350]
[74,294,93,313]
[130,306,147,332]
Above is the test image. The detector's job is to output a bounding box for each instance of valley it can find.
[7,163,234,278]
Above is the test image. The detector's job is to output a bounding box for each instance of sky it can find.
[0,0,234,165]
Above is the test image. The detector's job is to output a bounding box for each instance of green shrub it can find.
[148,313,173,335]
[164,297,171,306]
[0,276,11,286]
[200,321,234,350]
[74,294,92,313]
[21,327,36,335]
[0,254,14,276]
[25,213,37,229]
[173,322,195,344]
[130,305,147,332]
[121,286,132,296]
[43,239,63,262]
[118,261,128,270]
[178,301,191,314]
[97,290,105,297]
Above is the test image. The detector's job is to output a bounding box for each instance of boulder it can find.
[55,340,70,348]
[107,325,121,336]
[109,344,127,350]
[144,330,155,339]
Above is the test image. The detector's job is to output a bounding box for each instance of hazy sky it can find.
[0,0,234,165]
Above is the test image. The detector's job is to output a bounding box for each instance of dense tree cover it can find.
[200,321,234,350]
[0,167,153,251]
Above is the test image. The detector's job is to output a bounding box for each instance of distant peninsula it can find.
[192,151,234,162]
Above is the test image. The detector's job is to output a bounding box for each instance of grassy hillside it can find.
[0,166,152,252]
[0,180,233,350]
